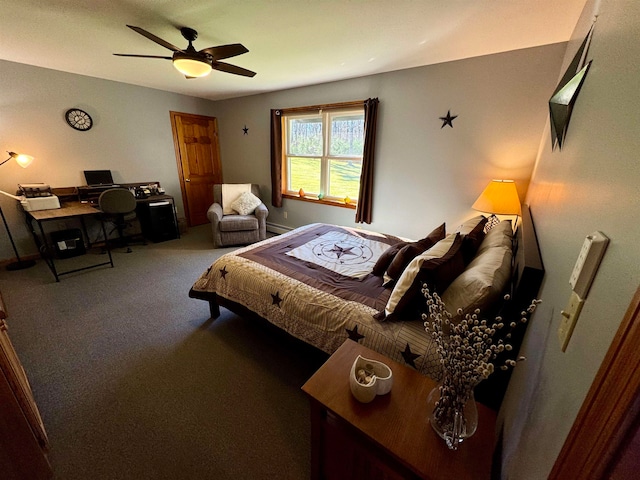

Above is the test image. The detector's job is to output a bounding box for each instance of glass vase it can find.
[427,384,478,450]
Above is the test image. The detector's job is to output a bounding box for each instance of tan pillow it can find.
[441,244,513,322]
[476,220,513,254]
[381,233,464,320]
[222,184,251,215]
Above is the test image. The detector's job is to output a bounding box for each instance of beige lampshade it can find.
[471,179,521,215]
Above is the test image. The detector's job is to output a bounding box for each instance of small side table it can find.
[301,340,497,480]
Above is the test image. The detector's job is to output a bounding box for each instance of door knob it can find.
[185,178,191,182]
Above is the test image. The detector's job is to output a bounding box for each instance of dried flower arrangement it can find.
[422,286,541,449]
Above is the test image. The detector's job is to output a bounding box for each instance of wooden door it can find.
[549,285,640,479]
[170,112,222,226]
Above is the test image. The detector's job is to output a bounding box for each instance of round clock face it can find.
[65,108,93,131]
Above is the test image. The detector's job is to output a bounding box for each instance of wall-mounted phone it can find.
[559,231,609,351]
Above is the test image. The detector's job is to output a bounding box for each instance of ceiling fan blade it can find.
[200,43,248,60]
[126,25,182,52]
[213,61,256,77]
[113,54,173,59]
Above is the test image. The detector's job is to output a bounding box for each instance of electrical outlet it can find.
[558,291,585,352]
[283,211,288,219]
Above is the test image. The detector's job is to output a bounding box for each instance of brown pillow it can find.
[456,216,488,265]
[380,233,465,321]
[385,243,425,281]
[372,223,445,277]
[372,241,409,276]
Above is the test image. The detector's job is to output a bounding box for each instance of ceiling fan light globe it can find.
[173,58,211,77]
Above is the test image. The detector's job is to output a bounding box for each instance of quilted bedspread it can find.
[191,223,442,379]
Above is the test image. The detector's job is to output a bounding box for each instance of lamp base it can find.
[5,259,36,271]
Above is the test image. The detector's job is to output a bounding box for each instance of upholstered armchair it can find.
[207,184,269,248]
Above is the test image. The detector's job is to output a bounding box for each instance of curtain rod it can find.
[278,100,366,114]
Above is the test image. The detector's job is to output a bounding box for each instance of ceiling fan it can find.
[114,25,256,79]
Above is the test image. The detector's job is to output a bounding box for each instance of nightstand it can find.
[301,340,497,480]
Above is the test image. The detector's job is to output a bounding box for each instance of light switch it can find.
[558,291,584,352]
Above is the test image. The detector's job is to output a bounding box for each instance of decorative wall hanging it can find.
[549,24,595,150]
[439,110,457,128]
[65,108,93,131]
[243,125,249,135]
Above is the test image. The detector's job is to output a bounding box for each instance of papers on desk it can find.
[148,201,170,207]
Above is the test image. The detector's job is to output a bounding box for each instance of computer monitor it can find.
[84,170,114,186]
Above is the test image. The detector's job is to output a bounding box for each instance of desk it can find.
[25,202,113,282]
[302,340,496,480]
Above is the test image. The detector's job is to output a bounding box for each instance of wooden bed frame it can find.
[189,205,544,410]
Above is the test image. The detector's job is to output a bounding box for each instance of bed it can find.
[189,205,543,406]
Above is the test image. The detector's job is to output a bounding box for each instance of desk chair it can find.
[98,188,140,253]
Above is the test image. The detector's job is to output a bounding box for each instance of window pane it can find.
[288,157,321,194]
[288,117,322,156]
[329,114,364,156]
[328,159,362,199]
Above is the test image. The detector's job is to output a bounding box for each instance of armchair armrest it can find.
[254,203,268,221]
[207,203,223,223]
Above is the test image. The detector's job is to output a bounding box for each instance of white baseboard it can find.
[267,222,293,235]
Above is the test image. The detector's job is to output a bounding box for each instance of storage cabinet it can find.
[302,340,497,480]
[0,292,52,480]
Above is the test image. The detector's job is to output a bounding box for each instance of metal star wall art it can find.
[549,24,594,151]
[439,110,457,128]
[242,125,249,135]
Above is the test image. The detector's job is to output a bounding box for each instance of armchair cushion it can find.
[231,191,263,215]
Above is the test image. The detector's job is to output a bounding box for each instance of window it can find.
[282,106,365,205]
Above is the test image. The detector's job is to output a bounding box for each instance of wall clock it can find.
[65,108,93,131]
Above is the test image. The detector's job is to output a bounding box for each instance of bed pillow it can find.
[441,244,513,323]
[476,219,513,254]
[372,223,445,276]
[455,215,488,265]
[383,223,446,281]
[231,191,262,215]
[379,233,464,321]
[372,241,409,276]
[222,183,252,215]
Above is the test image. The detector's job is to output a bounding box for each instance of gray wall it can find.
[501,0,640,478]
[1,43,565,261]
[212,44,566,240]
[0,61,216,259]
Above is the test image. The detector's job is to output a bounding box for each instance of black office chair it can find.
[98,188,139,253]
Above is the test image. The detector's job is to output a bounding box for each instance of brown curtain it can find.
[355,97,379,224]
[270,109,283,208]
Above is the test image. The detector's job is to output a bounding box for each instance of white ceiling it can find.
[0,0,587,101]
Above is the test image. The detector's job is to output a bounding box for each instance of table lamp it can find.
[471,179,521,231]
[0,151,36,270]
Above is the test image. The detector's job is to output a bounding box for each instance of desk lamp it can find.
[0,151,36,270]
[471,179,521,231]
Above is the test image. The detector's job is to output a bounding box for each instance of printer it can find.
[17,184,60,211]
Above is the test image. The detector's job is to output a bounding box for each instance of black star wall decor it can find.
[439,110,457,128]
[242,125,249,135]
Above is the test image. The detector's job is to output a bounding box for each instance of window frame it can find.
[280,102,365,209]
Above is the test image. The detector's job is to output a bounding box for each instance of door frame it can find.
[550,285,640,478]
